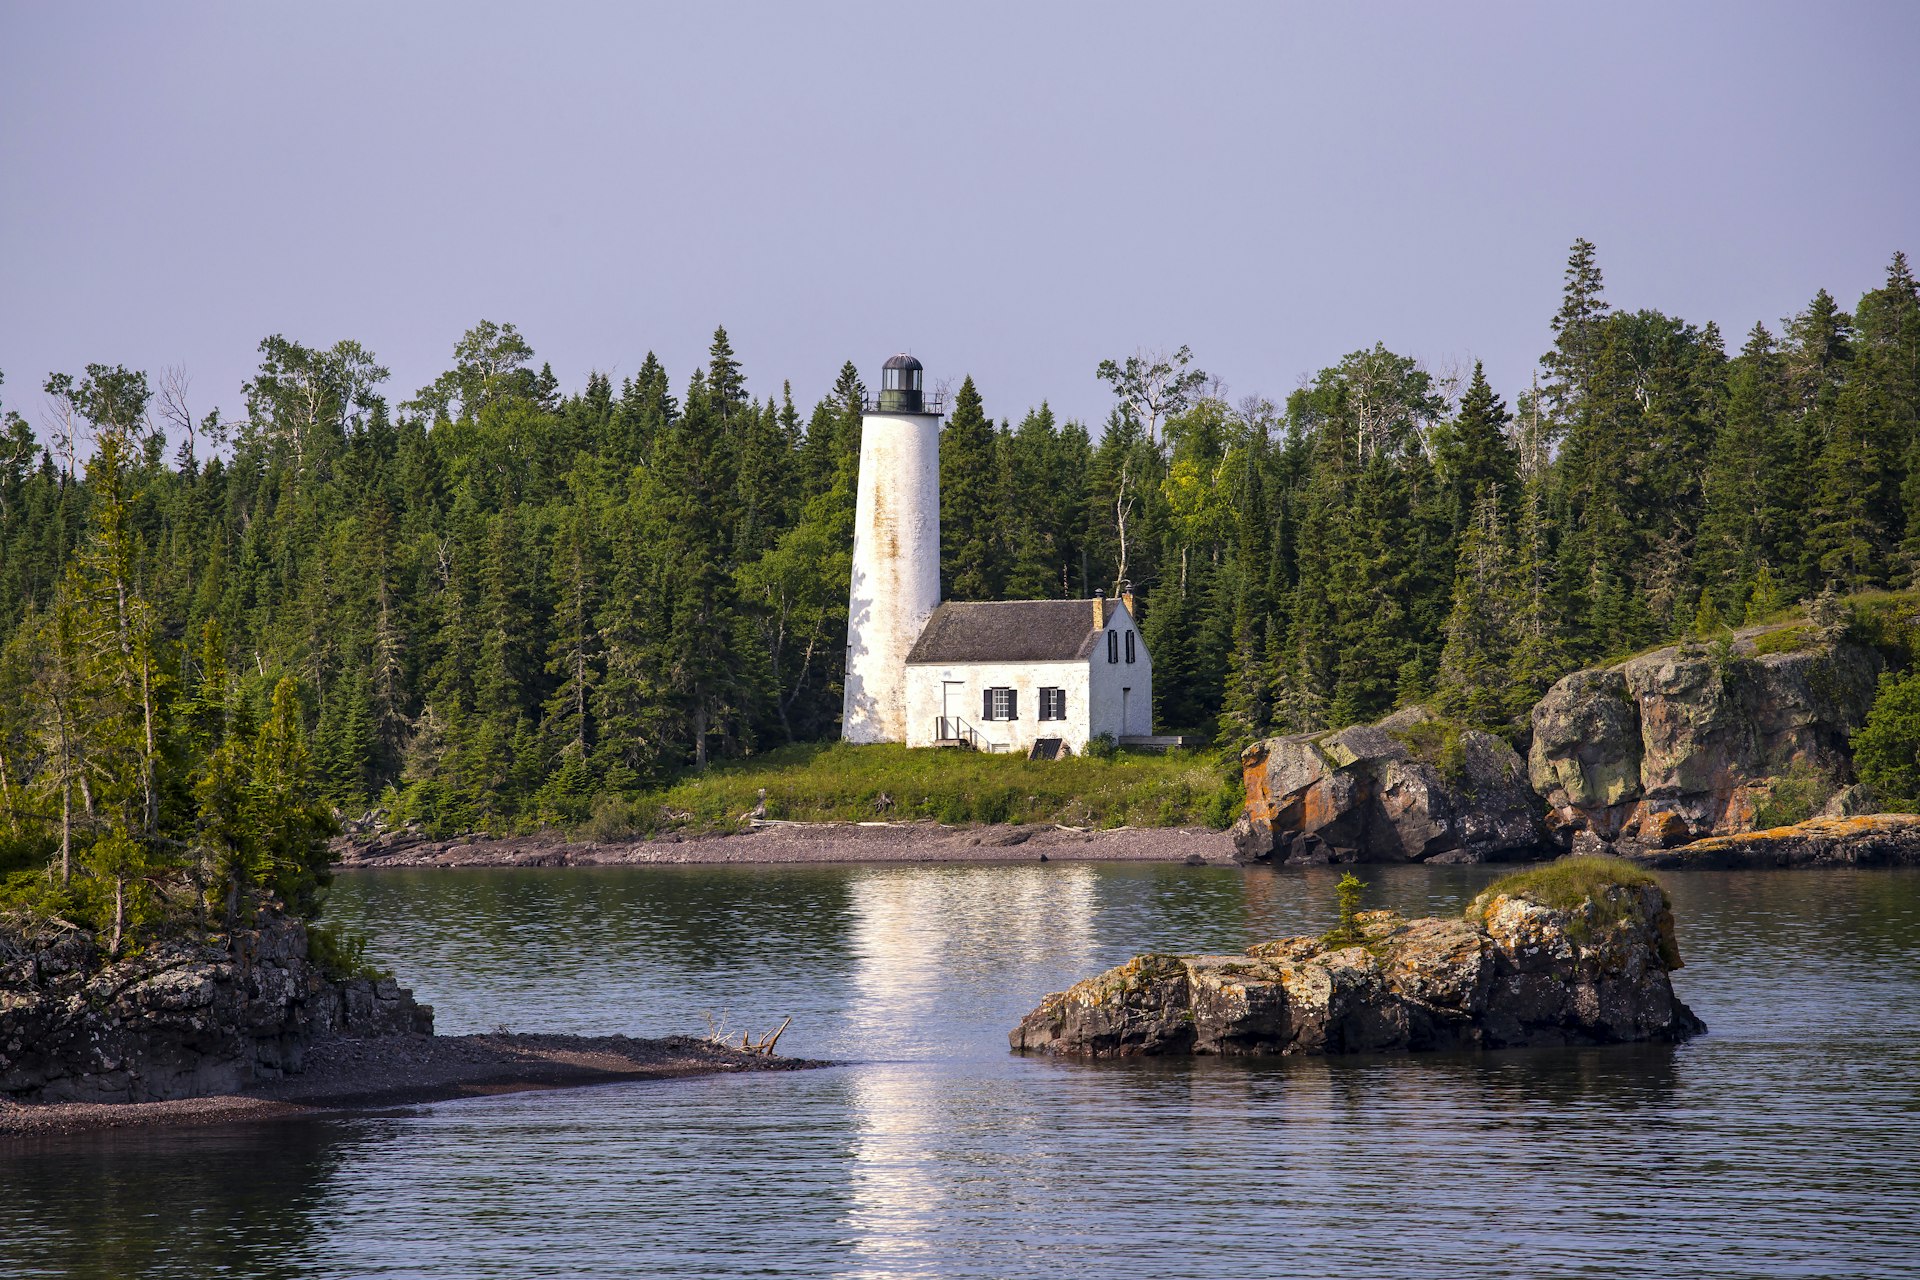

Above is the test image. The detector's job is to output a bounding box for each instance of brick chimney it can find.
[1092,589,1106,630]
[1120,588,1136,618]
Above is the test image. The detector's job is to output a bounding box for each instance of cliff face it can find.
[0,913,431,1103]
[1235,707,1548,865]
[1010,877,1702,1058]
[1528,638,1882,849]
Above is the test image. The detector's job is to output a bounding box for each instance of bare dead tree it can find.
[158,365,196,458]
[41,383,81,480]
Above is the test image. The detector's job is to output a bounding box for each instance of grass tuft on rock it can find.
[1473,855,1660,914]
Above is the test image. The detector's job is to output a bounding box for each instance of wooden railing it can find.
[934,716,981,748]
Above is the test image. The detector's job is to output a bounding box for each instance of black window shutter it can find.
[1108,631,1118,663]
[1126,630,1136,663]
[1008,689,1019,720]
[983,689,994,721]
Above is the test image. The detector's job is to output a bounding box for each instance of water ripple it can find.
[5,864,1918,1278]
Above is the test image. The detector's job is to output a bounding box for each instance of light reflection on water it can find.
[4,862,1919,1278]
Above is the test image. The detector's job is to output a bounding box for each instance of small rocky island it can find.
[1010,858,1703,1057]
[1,907,434,1104]
[1,905,808,1132]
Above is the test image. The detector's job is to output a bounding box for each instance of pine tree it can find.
[941,376,1003,600]
[1218,440,1274,749]
[1434,361,1518,536]
[1540,238,1611,435]
[1435,494,1519,730]
[706,326,749,432]
[642,373,755,767]
[1697,323,1791,605]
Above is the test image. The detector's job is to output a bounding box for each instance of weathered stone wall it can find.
[0,914,431,1103]
[1528,638,1882,849]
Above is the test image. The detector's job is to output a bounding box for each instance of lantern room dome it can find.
[876,353,927,413]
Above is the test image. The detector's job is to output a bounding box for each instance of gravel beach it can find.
[332,820,1236,870]
[0,1033,815,1137]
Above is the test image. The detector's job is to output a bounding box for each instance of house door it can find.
[942,681,964,739]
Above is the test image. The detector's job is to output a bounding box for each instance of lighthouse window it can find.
[1107,631,1119,664]
[1039,687,1066,721]
[983,687,1018,721]
[1125,630,1136,664]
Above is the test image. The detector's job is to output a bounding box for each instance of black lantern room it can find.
[877,353,924,412]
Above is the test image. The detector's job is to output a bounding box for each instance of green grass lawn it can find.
[583,742,1243,838]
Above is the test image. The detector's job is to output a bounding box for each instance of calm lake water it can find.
[5,861,1920,1278]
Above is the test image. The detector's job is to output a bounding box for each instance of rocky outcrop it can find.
[0,913,431,1104]
[1010,869,1702,1057]
[1528,635,1882,850]
[1234,707,1549,865]
[1629,813,1920,869]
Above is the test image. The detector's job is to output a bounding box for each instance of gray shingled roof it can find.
[905,600,1107,665]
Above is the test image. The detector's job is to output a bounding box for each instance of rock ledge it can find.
[1,912,432,1104]
[1234,707,1549,865]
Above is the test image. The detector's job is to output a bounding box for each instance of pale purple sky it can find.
[2,2,1915,436]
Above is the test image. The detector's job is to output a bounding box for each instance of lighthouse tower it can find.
[843,354,943,743]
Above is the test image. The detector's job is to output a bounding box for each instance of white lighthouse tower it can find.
[843,354,944,743]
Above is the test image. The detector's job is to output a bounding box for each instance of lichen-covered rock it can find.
[1009,875,1702,1057]
[1630,813,1920,869]
[1234,707,1548,865]
[0,912,432,1103]
[1528,634,1882,849]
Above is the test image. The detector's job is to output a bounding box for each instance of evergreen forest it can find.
[1,239,1917,874]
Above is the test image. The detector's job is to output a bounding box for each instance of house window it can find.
[1039,687,1066,721]
[983,687,1018,721]
[1107,630,1118,663]
[1125,630,1136,664]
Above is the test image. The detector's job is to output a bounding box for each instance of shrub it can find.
[308,922,390,980]
[583,793,647,842]
[1390,715,1470,787]
[1324,871,1368,945]
[1084,733,1120,761]
[1751,625,1815,657]
[1843,589,1920,669]
[1751,761,1830,829]
[1854,669,1920,811]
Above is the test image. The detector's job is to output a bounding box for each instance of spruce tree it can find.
[1435,494,1518,730]
[1434,361,1518,535]
[1540,238,1611,435]
[940,376,1003,600]
[1218,441,1275,749]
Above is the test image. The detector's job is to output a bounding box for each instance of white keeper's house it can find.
[841,354,1155,756]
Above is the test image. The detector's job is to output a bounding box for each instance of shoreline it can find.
[0,1032,818,1138]
[332,820,1239,870]
[330,812,1920,873]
